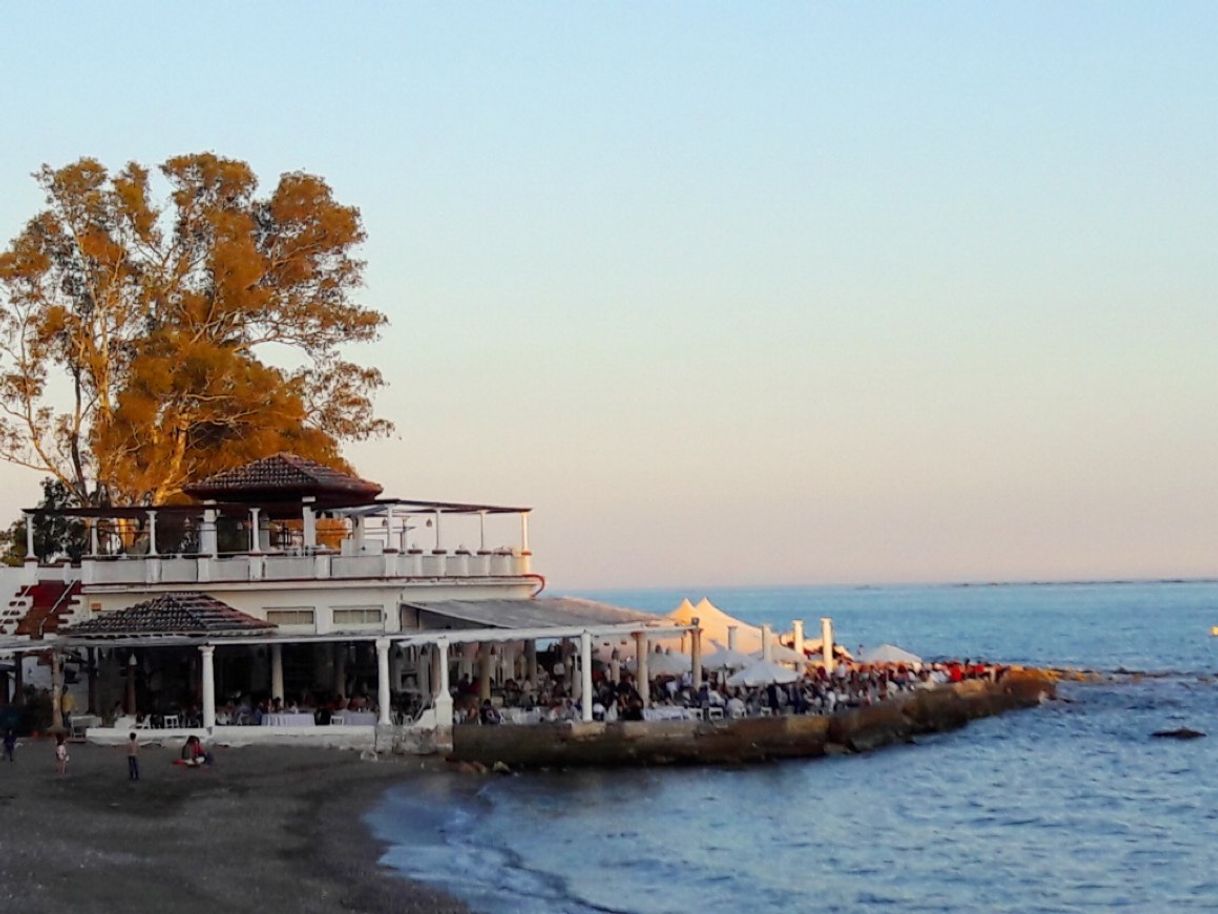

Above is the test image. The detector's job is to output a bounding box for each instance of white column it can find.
[792,620,805,657]
[525,640,538,686]
[580,631,594,721]
[478,511,487,552]
[376,638,391,726]
[634,631,650,708]
[249,508,262,553]
[89,519,100,556]
[519,512,530,553]
[23,512,34,560]
[270,643,284,701]
[434,639,453,725]
[200,502,218,557]
[146,510,158,556]
[200,645,216,731]
[352,515,366,553]
[302,497,317,549]
[761,624,774,663]
[727,625,738,651]
[690,618,703,689]
[821,616,835,674]
[432,510,442,552]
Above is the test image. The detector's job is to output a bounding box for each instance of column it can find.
[434,639,453,725]
[125,653,137,714]
[24,512,35,560]
[580,631,594,722]
[792,620,805,657]
[761,624,774,663]
[478,644,492,701]
[146,510,158,556]
[478,511,487,552]
[200,645,216,730]
[525,640,538,686]
[248,508,262,553]
[821,616,835,674]
[302,497,317,549]
[334,643,347,698]
[519,512,530,553]
[727,625,738,651]
[690,617,703,690]
[271,643,284,701]
[199,502,218,556]
[634,631,650,709]
[432,510,442,552]
[376,638,392,726]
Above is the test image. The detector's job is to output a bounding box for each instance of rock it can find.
[491,760,512,774]
[1151,728,1206,740]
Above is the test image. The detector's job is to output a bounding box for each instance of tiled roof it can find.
[182,453,382,501]
[63,592,276,639]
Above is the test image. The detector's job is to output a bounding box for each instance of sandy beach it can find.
[0,738,468,914]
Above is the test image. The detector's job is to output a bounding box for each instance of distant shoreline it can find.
[573,577,1218,594]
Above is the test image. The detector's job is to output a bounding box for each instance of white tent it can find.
[726,659,799,687]
[667,597,764,654]
[627,648,691,678]
[757,641,807,665]
[859,643,922,665]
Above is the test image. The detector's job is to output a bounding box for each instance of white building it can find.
[0,453,693,750]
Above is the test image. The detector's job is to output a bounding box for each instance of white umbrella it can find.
[702,640,753,671]
[726,659,800,687]
[756,642,807,665]
[628,649,691,678]
[859,643,922,665]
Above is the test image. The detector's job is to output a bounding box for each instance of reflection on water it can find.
[368,583,1218,914]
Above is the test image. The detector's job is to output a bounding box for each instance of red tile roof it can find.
[182,453,382,502]
[63,592,276,639]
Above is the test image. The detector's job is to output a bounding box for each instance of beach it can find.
[0,740,466,914]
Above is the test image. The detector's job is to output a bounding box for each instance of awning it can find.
[404,597,659,630]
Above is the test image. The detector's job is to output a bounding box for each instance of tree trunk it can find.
[87,647,98,715]
[50,649,63,730]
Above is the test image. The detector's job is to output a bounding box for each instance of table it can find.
[643,706,691,722]
[334,711,377,726]
[501,708,543,725]
[262,712,316,727]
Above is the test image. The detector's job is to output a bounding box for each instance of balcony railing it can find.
[78,549,532,586]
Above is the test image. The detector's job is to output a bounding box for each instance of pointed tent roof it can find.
[62,593,276,640]
[667,597,764,653]
[182,453,382,506]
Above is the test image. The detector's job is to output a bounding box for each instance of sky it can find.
[0,3,1215,589]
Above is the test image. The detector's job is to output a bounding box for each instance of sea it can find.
[365,581,1218,914]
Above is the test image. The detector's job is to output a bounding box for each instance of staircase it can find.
[0,580,83,639]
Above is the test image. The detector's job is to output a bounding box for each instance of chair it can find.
[162,714,181,729]
[329,714,346,726]
[706,707,724,721]
[134,716,153,730]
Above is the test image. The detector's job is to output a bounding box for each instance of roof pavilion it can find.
[63,592,276,640]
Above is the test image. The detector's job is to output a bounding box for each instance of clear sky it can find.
[1,3,1216,589]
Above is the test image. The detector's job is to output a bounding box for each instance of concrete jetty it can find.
[448,669,1055,769]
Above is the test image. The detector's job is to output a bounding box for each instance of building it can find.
[0,453,693,750]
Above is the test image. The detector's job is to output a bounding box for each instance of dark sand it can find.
[0,738,469,914]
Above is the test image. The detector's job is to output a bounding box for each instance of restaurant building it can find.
[0,454,690,751]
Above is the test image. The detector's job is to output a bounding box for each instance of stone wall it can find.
[447,669,1055,769]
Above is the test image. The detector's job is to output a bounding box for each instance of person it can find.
[61,689,76,731]
[54,733,69,776]
[127,732,140,782]
[179,735,214,768]
[479,699,501,726]
[2,729,15,762]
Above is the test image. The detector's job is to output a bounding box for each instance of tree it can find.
[0,154,392,507]
[0,478,87,565]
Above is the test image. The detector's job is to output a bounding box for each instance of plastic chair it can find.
[162,714,180,729]
[330,714,346,726]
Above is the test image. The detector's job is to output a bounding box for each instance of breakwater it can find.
[448,668,1055,769]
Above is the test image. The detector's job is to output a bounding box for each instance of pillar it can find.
[727,625,738,651]
[761,624,774,663]
[821,616,835,674]
[125,652,137,714]
[249,507,262,553]
[271,643,284,701]
[690,617,703,689]
[302,497,317,549]
[525,640,538,686]
[580,631,594,722]
[146,510,158,556]
[432,510,442,552]
[519,512,530,553]
[478,511,487,553]
[199,502,218,557]
[478,644,492,701]
[434,639,453,725]
[376,638,391,726]
[200,645,216,730]
[634,631,650,708]
[792,620,805,658]
[87,647,98,714]
[89,519,100,556]
[50,649,63,730]
[24,512,35,560]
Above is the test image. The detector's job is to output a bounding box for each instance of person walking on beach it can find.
[3,729,15,762]
[127,732,140,782]
[54,734,69,776]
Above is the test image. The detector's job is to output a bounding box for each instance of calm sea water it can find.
[367,582,1218,914]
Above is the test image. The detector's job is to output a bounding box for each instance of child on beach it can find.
[3,729,15,762]
[54,734,69,776]
[127,732,140,781]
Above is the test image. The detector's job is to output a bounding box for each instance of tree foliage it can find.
[0,154,392,506]
[0,478,87,565]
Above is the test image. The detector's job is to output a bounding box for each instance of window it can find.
[266,608,315,626]
[332,607,383,626]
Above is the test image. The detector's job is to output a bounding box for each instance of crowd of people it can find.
[455,653,1010,725]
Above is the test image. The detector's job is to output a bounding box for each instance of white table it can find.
[262,712,315,727]
[335,711,377,726]
[501,708,542,725]
[643,707,690,722]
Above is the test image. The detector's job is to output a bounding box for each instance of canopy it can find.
[628,648,691,678]
[726,659,799,688]
[859,643,922,665]
[667,597,764,653]
[758,642,807,665]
